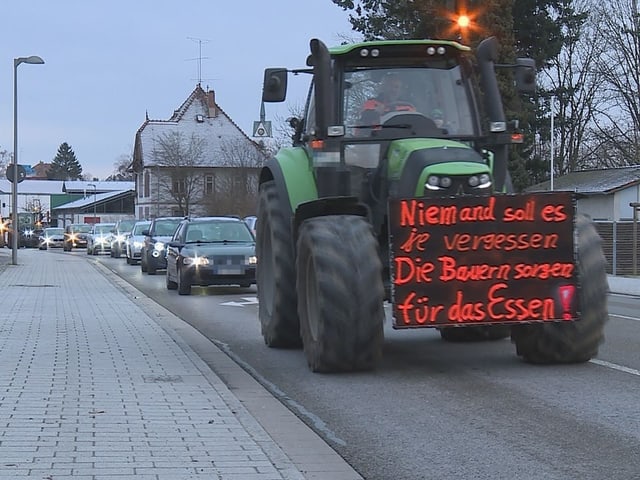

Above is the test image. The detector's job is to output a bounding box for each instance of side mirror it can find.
[515,58,536,93]
[262,68,288,103]
[288,116,301,130]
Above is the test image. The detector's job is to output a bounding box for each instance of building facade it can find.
[132,85,266,219]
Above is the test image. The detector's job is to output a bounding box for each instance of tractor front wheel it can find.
[511,214,609,363]
[256,180,301,348]
[296,215,384,372]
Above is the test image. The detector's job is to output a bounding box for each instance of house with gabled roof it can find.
[132,84,266,219]
[527,166,640,221]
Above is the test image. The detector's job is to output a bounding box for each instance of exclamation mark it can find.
[558,285,576,320]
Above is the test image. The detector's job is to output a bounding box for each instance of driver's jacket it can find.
[361,98,415,115]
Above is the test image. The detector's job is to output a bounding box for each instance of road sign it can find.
[6,164,27,183]
[252,120,272,138]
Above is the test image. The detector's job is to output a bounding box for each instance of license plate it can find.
[217,267,241,275]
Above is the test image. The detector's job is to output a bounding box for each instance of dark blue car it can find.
[165,216,257,295]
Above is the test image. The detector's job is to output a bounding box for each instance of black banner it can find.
[389,192,579,328]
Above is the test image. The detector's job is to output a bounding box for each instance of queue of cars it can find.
[39,215,258,294]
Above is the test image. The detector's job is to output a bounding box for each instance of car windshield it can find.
[118,220,136,232]
[342,66,474,137]
[95,225,115,234]
[73,225,92,233]
[132,222,150,235]
[186,221,254,243]
[46,228,64,235]
[155,219,181,236]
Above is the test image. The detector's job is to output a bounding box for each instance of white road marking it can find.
[590,359,640,377]
[608,313,640,322]
[220,297,258,307]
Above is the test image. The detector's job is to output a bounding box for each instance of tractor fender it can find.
[259,149,370,246]
[259,147,319,220]
[292,196,369,248]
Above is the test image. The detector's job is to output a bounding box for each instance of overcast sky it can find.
[0,0,355,180]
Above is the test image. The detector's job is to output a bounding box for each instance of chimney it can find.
[206,90,216,117]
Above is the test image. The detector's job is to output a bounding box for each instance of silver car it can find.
[125,220,150,265]
[39,227,65,250]
[87,223,116,255]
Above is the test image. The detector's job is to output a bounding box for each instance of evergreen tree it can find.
[330,0,564,190]
[47,142,83,180]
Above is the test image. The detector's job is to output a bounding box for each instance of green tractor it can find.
[257,37,608,373]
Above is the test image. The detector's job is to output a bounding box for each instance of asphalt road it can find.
[37,249,640,479]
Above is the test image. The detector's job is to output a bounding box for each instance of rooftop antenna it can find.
[186,36,213,85]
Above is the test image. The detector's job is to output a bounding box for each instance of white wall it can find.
[614,186,640,220]
[578,195,613,221]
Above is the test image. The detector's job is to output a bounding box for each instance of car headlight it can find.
[248,255,257,265]
[153,242,165,251]
[183,256,210,266]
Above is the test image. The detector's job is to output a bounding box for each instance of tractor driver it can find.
[360,73,416,125]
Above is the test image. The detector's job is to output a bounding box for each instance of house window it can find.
[144,171,150,197]
[173,178,186,194]
[234,171,244,190]
[205,175,215,195]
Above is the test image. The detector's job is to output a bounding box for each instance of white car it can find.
[39,227,65,250]
[125,220,151,265]
[86,223,116,255]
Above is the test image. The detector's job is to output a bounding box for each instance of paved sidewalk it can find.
[0,249,362,480]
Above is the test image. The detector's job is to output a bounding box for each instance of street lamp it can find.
[550,95,555,191]
[87,183,97,222]
[12,55,45,265]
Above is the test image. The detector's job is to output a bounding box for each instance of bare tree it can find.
[202,138,266,216]
[152,131,207,216]
[106,153,134,181]
[270,101,306,152]
[0,149,12,176]
[539,0,604,175]
[591,0,640,166]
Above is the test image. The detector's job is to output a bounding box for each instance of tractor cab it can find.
[263,38,535,200]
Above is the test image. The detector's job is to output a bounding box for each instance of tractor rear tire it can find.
[296,215,385,372]
[511,214,609,363]
[257,180,301,348]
